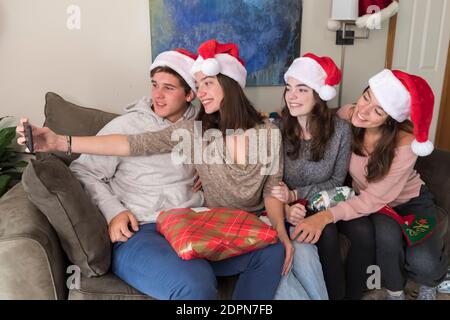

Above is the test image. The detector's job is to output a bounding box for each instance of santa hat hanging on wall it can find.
[356,0,399,29]
[368,69,435,156]
[327,0,399,30]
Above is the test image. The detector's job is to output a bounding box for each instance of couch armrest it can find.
[415,149,450,261]
[0,183,68,299]
[415,149,450,213]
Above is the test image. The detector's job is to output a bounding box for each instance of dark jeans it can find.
[317,217,375,300]
[370,185,448,291]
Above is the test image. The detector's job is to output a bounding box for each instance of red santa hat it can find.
[284,53,342,101]
[191,39,247,88]
[368,69,435,156]
[327,0,399,31]
[356,0,399,29]
[150,48,198,92]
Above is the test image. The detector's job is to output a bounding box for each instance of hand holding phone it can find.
[23,121,34,153]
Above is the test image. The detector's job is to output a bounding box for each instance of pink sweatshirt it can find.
[329,105,424,222]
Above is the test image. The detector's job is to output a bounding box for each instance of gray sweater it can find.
[276,116,352,201]
[70,97,204,224]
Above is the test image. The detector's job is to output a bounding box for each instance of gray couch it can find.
[0,94,449,300]
[0,93,239,300]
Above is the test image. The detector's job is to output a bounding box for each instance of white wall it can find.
[0,0,152,124]
[1,0,388,127]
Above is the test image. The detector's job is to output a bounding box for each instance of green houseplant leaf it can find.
[0,175,12,196]
[0,127,16,149]
[0,117,29,197]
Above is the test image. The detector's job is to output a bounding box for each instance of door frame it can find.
[435,40,450,149]
[385,4,398,69]
[384,0,450,150]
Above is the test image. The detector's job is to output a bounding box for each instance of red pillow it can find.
[157,208,278,261]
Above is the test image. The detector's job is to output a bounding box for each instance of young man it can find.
[70,49,206,299]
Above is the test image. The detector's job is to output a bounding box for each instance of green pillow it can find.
[22,155,111,277]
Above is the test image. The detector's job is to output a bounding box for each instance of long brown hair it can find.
[196,74,264,134]
[352,89,414,182]
[280,90,335,161]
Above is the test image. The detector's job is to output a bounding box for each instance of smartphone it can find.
[23,121,34,153]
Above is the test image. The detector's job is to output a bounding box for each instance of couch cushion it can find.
[68,272,237,300]
[38,92,118,165]
[22,155,111,277]
[0,183,69,299]
[68,272,152,300]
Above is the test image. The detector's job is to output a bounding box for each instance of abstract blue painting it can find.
[149,0,302,86]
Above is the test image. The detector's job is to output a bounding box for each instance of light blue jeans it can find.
[275,237,329,300]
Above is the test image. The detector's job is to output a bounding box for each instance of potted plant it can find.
[0,116,28,197]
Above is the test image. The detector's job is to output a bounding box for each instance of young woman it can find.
[290,69,448,300]
[17,39,290,300]
[270,53,354,300]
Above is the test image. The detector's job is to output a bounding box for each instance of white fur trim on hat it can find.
[150,51,197,92]
[191,54,247,88]
[284,57,337,101]
[368,69,411,122]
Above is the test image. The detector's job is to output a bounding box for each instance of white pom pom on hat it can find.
[318,84,337,101]
[201,58,221,76]
[284,52,342,101]
[411,139,434,157]
[191,39,247,88]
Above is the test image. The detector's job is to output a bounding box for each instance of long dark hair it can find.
[280,90,335,162]
[196,74,264,134]
[352,89,414,182]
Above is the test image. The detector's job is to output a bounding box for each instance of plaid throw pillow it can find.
[157,208,278,261]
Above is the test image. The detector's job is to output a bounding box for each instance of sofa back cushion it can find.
[38,92,118,165]
[415,148,450,213]
[22,154,111,277]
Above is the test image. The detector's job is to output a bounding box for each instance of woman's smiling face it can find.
[284,76,316,118]
[351,88,389,129]
[194,71,224,114]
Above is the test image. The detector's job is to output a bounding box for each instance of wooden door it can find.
[436,41,450,151]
